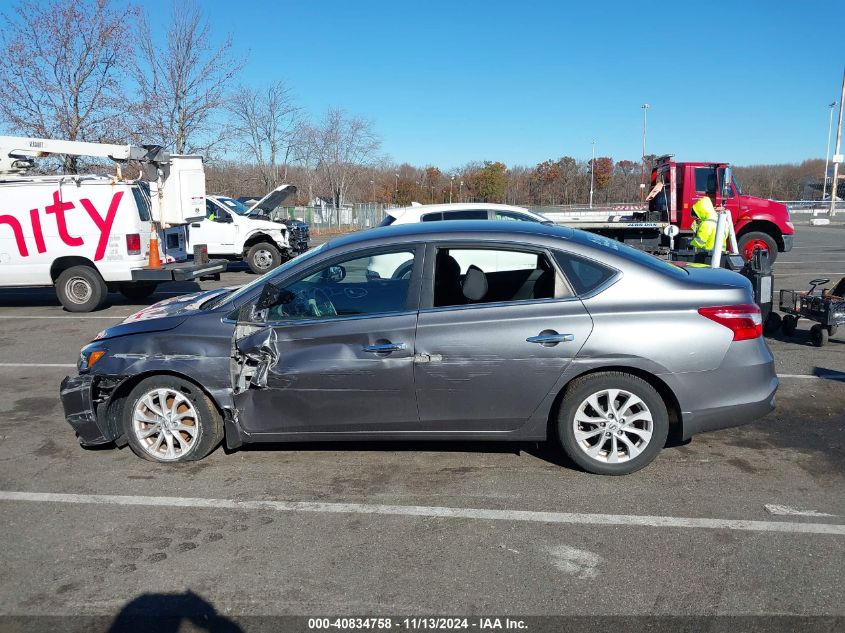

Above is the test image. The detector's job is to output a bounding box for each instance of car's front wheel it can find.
[557,372,669,475]
[124,376,223,463]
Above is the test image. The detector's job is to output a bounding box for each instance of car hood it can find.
[247,184,297,213]
[93,288,235,341]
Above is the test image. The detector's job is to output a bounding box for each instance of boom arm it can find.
[0,135,169,175]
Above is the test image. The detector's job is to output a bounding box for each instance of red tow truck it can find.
[545,156,795,262]
[649,156,795,262]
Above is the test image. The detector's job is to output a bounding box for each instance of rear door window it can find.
[422,212,443,222]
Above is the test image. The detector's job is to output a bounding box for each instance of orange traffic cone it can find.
[148,234,162,269]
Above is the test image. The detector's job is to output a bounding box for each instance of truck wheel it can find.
[556,372,669,475]
[246,242,281,274]
[781,315,798,336]
[120,282,158,300]
[810,324,828,347]
[55,266,108,312]
[124,375,223,463]
[739,231,778,264]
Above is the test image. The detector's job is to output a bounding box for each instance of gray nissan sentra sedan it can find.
[60,221,777,475]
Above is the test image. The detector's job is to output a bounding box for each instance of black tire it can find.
[738,231,779,264]
[120,282,158,300]
[763,312,781,335]
[557,372,669,475]
[246,241,282,274]
[123,375,223,463]
[55,265,108,312]
[781,315,798,336]
[810,324,828,347]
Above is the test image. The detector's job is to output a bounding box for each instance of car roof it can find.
[387,202,538,221]
[325,220,575,251]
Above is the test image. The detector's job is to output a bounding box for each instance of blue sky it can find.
[147,1,842,168]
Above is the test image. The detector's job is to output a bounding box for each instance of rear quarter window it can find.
[553,251,617,296]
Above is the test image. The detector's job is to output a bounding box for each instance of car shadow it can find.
[107,590,243,633]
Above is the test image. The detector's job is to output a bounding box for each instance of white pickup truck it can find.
[191,185,299,274]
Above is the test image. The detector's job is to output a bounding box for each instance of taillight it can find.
[698,304,762,341]
[126,233,141,255]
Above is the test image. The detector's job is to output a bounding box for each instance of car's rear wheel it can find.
[55,265,108,312]
[557,372,669,475]
[124,376,223,463]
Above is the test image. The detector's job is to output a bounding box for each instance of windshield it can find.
[216,197,251,215]
[204,242,330,309]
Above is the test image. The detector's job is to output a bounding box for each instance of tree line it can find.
[0,0,826,208]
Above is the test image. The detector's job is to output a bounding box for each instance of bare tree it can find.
[228,82,301,192]
[135,0,243,155]
[0,0,138,172]
[307,108,381,209]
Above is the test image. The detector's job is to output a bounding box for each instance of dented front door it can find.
[230,246,423,436]
[231,314,418,435]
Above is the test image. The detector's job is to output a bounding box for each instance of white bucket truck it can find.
[0,136,226,311]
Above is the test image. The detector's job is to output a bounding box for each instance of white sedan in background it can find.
[374,203,552,277]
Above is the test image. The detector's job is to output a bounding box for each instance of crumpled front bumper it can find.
[60,375,115,445]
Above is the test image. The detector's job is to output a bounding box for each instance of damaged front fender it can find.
[231,325,277,393]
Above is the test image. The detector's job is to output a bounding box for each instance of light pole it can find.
[641,103,649,206]
[589,140,596,209]
[829,67,845,218]
[450,175,454,203]
[370,179,375,203]
[459,180,464,202]
[394,173,399,204]
[823,101,837,201]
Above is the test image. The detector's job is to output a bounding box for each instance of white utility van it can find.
[0,175,226,311]
[194,185,298,274]
[0,136,227,312]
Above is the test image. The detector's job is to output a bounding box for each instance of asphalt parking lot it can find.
[0,223,843,628]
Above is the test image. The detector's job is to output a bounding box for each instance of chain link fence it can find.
[271,203,392,234]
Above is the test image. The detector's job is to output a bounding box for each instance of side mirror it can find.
[324,265,346,283]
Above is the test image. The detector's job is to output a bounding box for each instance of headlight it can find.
[79,349,107,371]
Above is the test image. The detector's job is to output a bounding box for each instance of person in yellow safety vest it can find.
[690,196,728,251]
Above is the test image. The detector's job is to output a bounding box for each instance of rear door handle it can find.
[191,223,201,228]
[526,332,574,347]
[363,342,406,354]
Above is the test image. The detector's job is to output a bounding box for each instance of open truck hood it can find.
[247,184,297,214]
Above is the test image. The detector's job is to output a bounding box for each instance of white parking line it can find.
[0,315,126,320]
[775,260,845,264]
[0,363,75,368]
[0,491,843,536]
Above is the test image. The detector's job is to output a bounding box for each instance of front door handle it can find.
[526,331,574,347]
[363,342,406,354]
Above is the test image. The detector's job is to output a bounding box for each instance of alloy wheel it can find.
[572,388,654,464]
[132,388,199,461]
